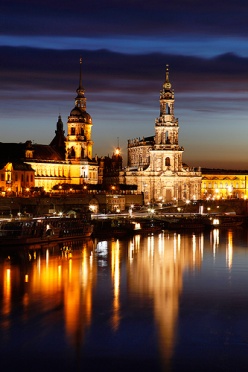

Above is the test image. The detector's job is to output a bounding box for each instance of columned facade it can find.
[120,66,202,204]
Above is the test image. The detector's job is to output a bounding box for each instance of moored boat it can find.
[208,215,244,228]
[0,216,93,246]
[164,216,207,230]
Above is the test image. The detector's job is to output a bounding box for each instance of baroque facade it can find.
[0,60,98,195]
[120,66,202,204]
[201,168,248,200]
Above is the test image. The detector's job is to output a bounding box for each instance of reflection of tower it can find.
[63,242,96,351]
[26,240,96,358]
[127,232,203,366]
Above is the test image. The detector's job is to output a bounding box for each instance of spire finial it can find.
[166,64,169,82]
[79,56,83,88]
[76,56,85,98]
[163,64,171,89]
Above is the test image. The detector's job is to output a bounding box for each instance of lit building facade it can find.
[0,61,98,194]
[201,169,248,199]
[0,161,35,195]
[120,66,202,204]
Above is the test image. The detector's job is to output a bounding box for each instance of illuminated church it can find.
[0,60,98,195]
[119,66,202,204]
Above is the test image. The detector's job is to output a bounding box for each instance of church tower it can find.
[65,58,98,185]
[151,65,183,172]
[65,58,93,161]
[120,65,201,204]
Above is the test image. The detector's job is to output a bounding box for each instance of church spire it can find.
[75,57,86,110]
[78,57,83,91]
[50,115,66,158]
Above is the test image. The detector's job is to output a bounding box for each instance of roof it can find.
[31,144,64,161]
[0,142,64,164]
[0,143,26,161]
[202,168,248,175]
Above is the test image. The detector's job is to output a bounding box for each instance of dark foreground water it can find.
[1,228,248,371]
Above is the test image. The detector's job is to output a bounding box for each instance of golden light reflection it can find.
[128,232,203,366]
[212,228,219,258]
[111,239,121,331]
[226,230,233,269]
[3,268,11,318]
[63,245,96,348]
[15,240,97,350]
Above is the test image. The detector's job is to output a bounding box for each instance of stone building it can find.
[0,159,34,196]
[0,60,98,194]
[120,65,202,204]
[201,168,248,200]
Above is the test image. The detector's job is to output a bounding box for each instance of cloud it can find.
[1,0,248,39]
[1,47,248,95]
[0,45,248,168]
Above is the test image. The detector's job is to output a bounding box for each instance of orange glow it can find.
[226,231,233,269]
[111,240,121,331]
[3,268,11,318]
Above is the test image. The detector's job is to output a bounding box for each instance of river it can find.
[1,228,248,371]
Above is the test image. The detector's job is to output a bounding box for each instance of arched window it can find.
[166,131,170,144]
[165,157,170,166]
[69,147,75,158]
[71,127,75,135]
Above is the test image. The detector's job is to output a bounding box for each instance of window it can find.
[71,127,75,135]
[165,157,170,166]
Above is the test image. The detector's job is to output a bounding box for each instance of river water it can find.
[1,228,248,371]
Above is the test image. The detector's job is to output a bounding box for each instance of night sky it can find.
[1,0,248,168]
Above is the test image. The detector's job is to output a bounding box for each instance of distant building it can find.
[201,168,248,199]
[98,146,123,186]
[120,66,202,204]
[0,160,34,196]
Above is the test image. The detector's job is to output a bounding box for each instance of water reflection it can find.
[1,229,248,371]
[127,232,203,366]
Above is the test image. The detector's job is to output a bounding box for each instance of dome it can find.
[69,107,92,122]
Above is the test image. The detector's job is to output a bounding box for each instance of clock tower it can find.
[65,59,98,185]
[120,65,201,203]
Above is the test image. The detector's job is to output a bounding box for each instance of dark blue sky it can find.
[1,0,248,168]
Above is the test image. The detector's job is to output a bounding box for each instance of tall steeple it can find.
[159,64,174,116]
[155,64,178,148]
[75,57,86,111]
[65,58,93,162]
